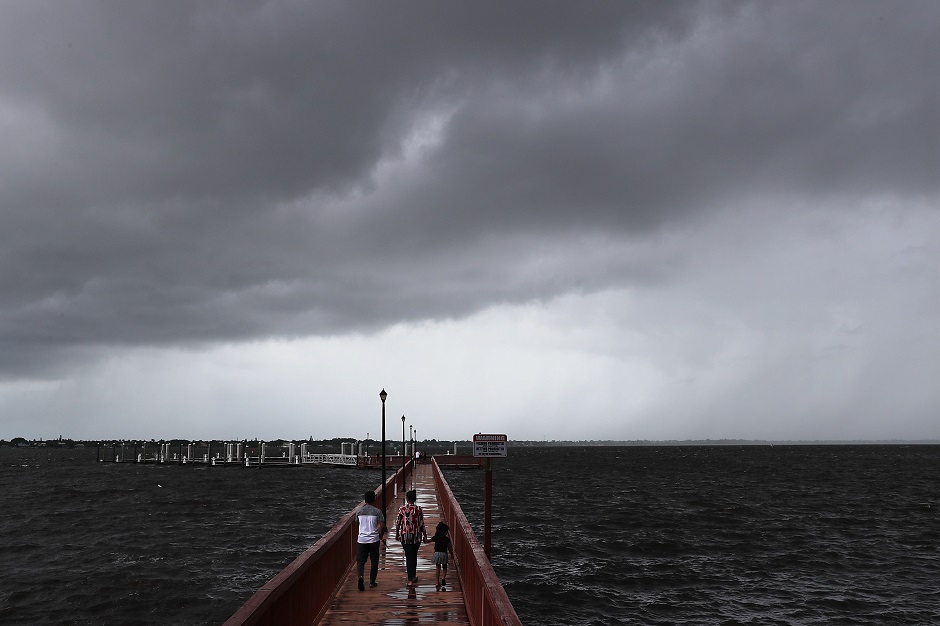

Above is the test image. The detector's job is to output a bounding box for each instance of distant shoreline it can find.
[511,439,940,446]
[3,437,939,448]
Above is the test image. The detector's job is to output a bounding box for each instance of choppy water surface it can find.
[2,445,938,625]
[445,445,940,625]
[0,448,377,625]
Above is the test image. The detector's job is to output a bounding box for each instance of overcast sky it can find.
[1,1,938,443]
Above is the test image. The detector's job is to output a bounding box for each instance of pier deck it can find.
[317,461,470,625]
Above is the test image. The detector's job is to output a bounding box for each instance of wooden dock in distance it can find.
[316,461,471,625]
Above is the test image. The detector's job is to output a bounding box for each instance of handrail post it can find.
[483,457,493,559]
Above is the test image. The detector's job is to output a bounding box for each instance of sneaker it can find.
[369,581,377,588]
[358,577,365,591]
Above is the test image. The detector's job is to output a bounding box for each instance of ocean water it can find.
[2,445,938,625]
[445,445,940,625]
[0,448,378,625]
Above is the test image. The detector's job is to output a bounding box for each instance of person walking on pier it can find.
[355,490,386,591]
[427,521,451,590]
[395,489,427,587]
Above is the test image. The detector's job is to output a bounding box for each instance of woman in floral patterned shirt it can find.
[395,489,427,586]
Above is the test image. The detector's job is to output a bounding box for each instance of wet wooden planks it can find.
[316,463,471,625]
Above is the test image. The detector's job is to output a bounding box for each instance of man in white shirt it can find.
[355,490,386,590]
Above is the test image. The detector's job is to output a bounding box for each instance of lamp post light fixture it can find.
[380,389,387,514]
[401,415,406,493]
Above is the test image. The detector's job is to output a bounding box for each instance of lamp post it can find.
[380,389,387,514]
[412,428,417,490]
[401,415,406,493]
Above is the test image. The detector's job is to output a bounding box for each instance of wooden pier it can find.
[317,461,471,624]
[223,456,520,626]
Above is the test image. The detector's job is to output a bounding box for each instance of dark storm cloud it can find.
[0,1,937,377]
[390,4,938,236]
[1,1,681,207]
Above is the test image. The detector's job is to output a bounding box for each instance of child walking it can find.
[427,521,451,589]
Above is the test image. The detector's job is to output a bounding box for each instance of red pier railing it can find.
[222,455,520,626]
[432,457,522,626]
[222,461,411,626]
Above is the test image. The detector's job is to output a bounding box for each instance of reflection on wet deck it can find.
[316,463,471,625]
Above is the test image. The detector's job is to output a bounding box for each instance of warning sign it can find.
[472,433,508,458]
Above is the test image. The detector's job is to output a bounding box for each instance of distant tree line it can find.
[0,436,476,454]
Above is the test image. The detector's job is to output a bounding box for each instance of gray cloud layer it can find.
[1,1,937,379]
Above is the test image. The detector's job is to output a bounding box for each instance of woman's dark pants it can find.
[403,543,419,581]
